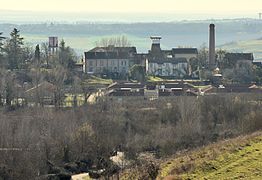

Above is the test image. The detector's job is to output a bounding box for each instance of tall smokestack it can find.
[209,24,216,69]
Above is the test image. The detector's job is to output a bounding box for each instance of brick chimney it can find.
[209,24,216,69]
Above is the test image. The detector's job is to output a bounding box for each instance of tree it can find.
[5,28,24,70]
[129,65,146,82]
[216,49,227,68]
[49,65,67,108]
[254,65,262,85]
[34,44,40,63]
[0,32,6,66]
[0,32,4,48]
[5,72,16,108]
[41,42,50,67]
[189,57,198,76]
[234,61,255,83]
[95,35,131,47]
[197,44,208,68]
[22,45,34,68]
[0,68,7,106]
[58,39,76,70]
[223,61,255,83]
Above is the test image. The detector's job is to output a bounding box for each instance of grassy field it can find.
[22,31,262,59]
[82,75,113,85]
[147,76,164,82]
[22,33,151,54]
[220,39,262,59]
[158,132,262,180]
[121,131,262,180]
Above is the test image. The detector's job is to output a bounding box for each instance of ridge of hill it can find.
[220,39,262,59]
[1,19,262,54]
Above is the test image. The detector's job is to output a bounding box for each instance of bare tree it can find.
[41,42,50,67]
[95,35,131,47]
[0,32,6,66]
[49,65,68,108]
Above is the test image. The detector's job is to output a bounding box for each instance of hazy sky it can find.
[1,0,262,14]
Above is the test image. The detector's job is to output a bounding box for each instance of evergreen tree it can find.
[5,28,24,70]
[34,44,40,63]
[58,39,76,70]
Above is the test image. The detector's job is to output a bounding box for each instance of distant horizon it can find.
[0,9,261,24]
[1,0,261,13]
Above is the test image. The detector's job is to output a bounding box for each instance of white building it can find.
[84,46,137,77]
[146,37,198,78]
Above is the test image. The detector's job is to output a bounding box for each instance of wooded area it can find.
[0,94,261,179]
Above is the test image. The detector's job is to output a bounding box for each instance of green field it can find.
[22,33,151,54]
[158,132,262,180]
[220,39,262,59]
[82,75,113,85]
[121,131,262,180]
[23,32,262,59]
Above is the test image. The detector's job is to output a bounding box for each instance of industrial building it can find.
[145,36,198,77]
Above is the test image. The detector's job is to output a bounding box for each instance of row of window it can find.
[149,63,187,69]
[154,69,186,76]
[88,67,127,73]
[89,60,128,67]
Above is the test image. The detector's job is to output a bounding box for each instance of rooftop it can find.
[150,36,162,39]
[225,53,254,61]
[147,57,188,64]
[172,48,198,54]
[88,46,137,53]
[85,46,137,59]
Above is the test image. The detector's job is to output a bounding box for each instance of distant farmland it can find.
[1,19,262,56]
[220,39,262,59]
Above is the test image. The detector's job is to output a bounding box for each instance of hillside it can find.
[122,131,262,180]
[220,39,262,59]
[1,19,262,54]
[158,131,262,179]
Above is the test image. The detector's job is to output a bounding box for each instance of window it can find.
[158,69,162,75]
[89,67,93,72]
[89,61,93,66]
[150,63,153,68]
[100,61,104,66]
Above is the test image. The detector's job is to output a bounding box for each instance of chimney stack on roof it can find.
[209,24,216,69]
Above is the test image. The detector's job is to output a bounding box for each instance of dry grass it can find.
[158,131,262,180]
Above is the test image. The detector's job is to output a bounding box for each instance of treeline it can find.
[0,94,261,179]
[1,20,262,38]
[196,47,262,84]
[0,29,84,109]
[0,29,77,70]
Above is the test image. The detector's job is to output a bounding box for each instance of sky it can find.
[0,0,262,23]
[0,0,261,14]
